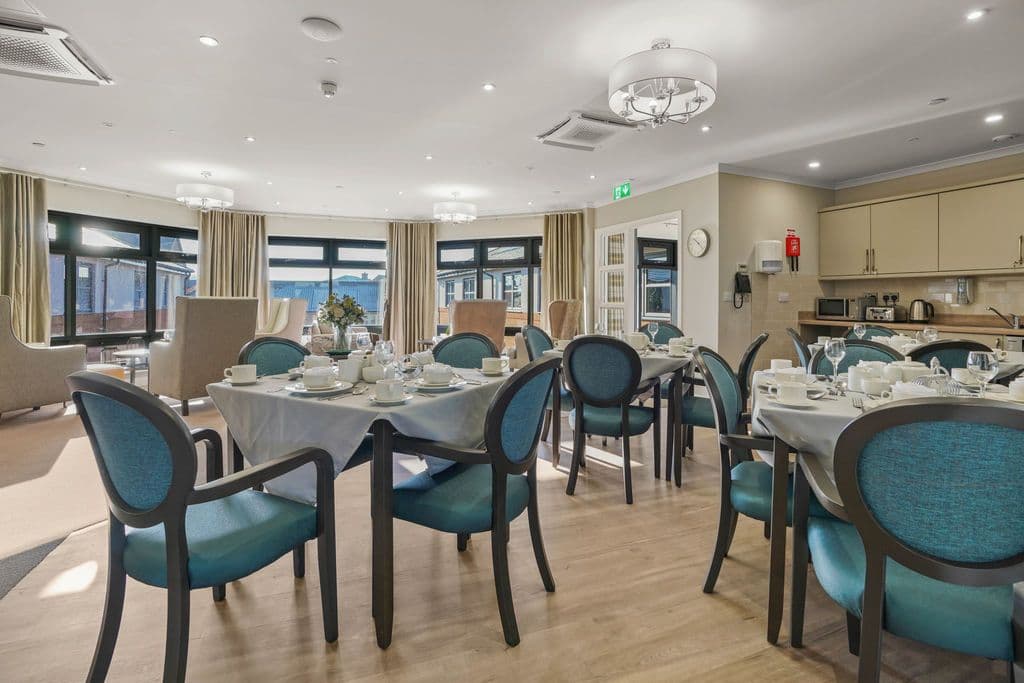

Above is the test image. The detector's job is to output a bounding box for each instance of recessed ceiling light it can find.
[807,161,821,169]
[275,201,281,206]
[965,8,988,21]
[928,97,949,106]
[101,121,114,127]
[384,208,389,212]
[985,113,1004,124]
[527,201,533,206]
[482,82,496,91]
[244,136,255,143]
[589,174,596,180]
[335,185,344,189]
[78,166,87,171]
[32,141,45,147]
[701,124,712,132]
[198,35,219,47]
[424,154,433,160]
[168,129,177,134]
[397,190,403,195]
[907,136,920,143]
[552,190,561,195]
[324,56,338,64]
[266,181,273,185]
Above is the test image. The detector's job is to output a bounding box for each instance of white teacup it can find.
[776,381,808,404]
[625,332,650,351]
[861,377,891,396]
[300,355,332,370]
[770,359,794,371]
[668,343,688,357]
[362,365,384,383]
[423,363,454,386]
[848,365,879,392]
[675,336,694,347]
[882,365,904,384]
[776,367,811,384]
[374,378,405,401]
[302,366,335,389]
[554,339,570,351]
[482,357,506,374]
[337,357,364,383]
[1010,379,1024,401]
[817,336,830,345]
[224,364,257,383]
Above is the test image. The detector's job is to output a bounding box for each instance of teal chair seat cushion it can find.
[547,386,572,411]
[568,404,655,437]
[680,395,715,428]
[807,517,1013,661]
[729,460,832,522]
[392,463,529,534]
[123,490,317,589]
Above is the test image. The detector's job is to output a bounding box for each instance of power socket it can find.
[885,291,899,304]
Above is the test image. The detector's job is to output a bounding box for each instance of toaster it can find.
[865,305,907,322]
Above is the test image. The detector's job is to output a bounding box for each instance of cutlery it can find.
[851,396,865,411]
[266,387,284,393]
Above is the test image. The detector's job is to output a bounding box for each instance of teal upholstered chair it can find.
[562,337,659,504]
[909,338,990,370]
[694,347,832,594]
[787,328,812,369]
[789,400,1024,681]
[391,357,559,646]
[639,321,684,345]
[809,339,901,375]
[67,371,337,683]
[522,325,572,467]
[844,324,897,340]
[665,333,768,488]
[433,332,499,369]
[238,336,308,377]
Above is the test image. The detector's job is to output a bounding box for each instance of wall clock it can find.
[687,228,710,257]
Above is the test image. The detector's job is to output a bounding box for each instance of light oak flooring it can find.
[0,400,1009,682]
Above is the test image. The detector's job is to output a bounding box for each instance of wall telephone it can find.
[734,271,751,309]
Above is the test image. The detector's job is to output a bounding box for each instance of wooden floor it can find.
[0,401,1009,682]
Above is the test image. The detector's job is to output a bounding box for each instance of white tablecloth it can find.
[208,369,507,503]
[541,348,690,382]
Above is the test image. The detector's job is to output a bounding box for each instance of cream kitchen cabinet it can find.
[869,195,938,274]
[939,179,1024,272]
[819,206,870,276]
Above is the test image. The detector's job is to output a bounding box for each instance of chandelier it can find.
[608,39,717,128]
[175,171,234,211]
[432,193,477,223]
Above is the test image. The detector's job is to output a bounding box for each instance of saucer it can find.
[481,370,509,377]
[772,396,814,408]
[415,378,467,392]
[370,393,414,406]
[285,381,352,396]
[224,378,260,386]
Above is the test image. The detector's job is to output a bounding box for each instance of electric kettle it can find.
[908,299,934,323]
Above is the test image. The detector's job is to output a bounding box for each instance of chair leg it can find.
[566,413,585,495]
[231,439,244,475]
[163,583,190,683]
[686,424,694,453]
[622,433,634,505]
[652,389,662,481]
[858,553,887,682]
[723,509,739,557]
[674,426,683,488]
[457,533,470,552]
[317,528,339,643]
[846,611,861,656]
[180,399,189,417]
[88,525,127,683]
[551,409,561,469]
[293,545,305,578]
[527,478,556,593]
[491,526,520,647]
[540,409,552,442]
[703,458,735,594]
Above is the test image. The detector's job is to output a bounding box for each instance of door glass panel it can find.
[602,308,625,335]
[604,271,625,304]
[605,233,624,266]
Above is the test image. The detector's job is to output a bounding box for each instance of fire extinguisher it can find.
[785,228,801,272]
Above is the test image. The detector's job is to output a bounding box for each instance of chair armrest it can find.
[190,447,333,504]
[191,428,223,481]
[393,435,490,465]
[720,434,774,452]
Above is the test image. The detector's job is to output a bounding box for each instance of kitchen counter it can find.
[797,314,1023,337]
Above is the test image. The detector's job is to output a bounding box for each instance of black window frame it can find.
[636,237,678,326]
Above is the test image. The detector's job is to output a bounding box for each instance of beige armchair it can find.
[150,296,258,415]
[256,297,307,343]
[548,299,582,340]
[0,295,85,417]
[449,299,507,351]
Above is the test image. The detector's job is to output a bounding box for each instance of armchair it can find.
[0,294,85,417]
[449,299,507,351]
[256,297,307,343]
[547,299,582,340]
[149,296,258,415]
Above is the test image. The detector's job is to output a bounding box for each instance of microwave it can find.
[816,297,868,321]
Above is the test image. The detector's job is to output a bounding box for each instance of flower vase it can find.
[333,325,349,351]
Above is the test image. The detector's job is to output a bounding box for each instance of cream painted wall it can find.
[594,172,719,349]
[46,180,198,228]
[717,173,835,364]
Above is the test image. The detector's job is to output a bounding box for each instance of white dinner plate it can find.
[223,378,260,386]
[369,393,414,406]
[414,378,467,392]
[285,381,353,396]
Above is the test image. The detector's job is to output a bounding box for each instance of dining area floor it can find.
[0,401,1008,682]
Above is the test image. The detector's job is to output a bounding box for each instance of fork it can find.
[851,396,864,411]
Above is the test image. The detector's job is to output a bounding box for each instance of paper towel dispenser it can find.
[755,240,784,273]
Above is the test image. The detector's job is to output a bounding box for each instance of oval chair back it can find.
[809,339,901,375]
[67,371,197,531]
[844,324,896,340]
[787,327,811,369]
[833,399,1024,677]
[693,347,743,438]
[433,332,499,369]
[638,322,684,345]
[737,332,769,404]
[483,357,560,476]
[521,324,554,361]
[238,336,309,377]
[561,336,642,409]
[908,339,990,370]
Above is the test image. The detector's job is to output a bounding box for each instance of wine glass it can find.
[355,333,373,352]
[595,322,607,336]
[647,322,660,345]
[824,337,847,388]
[374,340,396,379]
[853,323,866,340]
[967,351,999,397]
[922,326,939,343]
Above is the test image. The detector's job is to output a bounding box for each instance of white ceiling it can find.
[1,0,1023,219]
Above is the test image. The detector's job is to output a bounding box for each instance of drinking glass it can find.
[355,333,373,352]
[967,351,999,397]
[852,323,866,340]
[595,322,607,336]
[647,322,660,344]
[374,340,396,379]
[824,337,847,387]
[922,326,939,343]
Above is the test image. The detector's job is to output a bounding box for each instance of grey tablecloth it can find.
[542,348,690,382]
[208,369,506,503]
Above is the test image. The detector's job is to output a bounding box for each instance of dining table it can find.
[207,366,510,649]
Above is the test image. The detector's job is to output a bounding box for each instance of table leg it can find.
[767,436,790,645]
[129,359,136,385]
[673,368,684,487]
[371,420,394,649]
[790,455,811,648]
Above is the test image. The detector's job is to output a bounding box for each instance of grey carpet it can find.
[0,538,63,599]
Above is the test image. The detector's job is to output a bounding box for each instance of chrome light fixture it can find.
[432,193,477,223]
[175,171,234,211]
[608,39,717,128]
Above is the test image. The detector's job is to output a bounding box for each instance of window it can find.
[444,281,456,306]
[462,277,476,300]
[49,254,65,337]
[636,238,678,327]
[156,261,198,330]
[76,264,95,313]
[501,272,523,309]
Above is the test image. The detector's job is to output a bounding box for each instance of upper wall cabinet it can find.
[870,195,938,274]
[819,206,870,276]
[939,179,1024,272]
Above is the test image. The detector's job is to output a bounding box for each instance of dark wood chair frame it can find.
[562,336,659,504]
[432,331,499,367]
[808,338,902,375]
[788,399,1024,682]
[638,321,685,343]
[522,325,569,468]
[842,324,897,339]
[907,338,990,364]
[786,327,812,369]
[67,371,337,683]
[390,356,560,646]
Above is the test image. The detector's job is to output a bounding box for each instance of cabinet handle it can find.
[871,249,877,274]
[864,249,870,274]
[1016,235,1023,267]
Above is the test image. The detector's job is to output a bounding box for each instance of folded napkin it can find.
[409,350,435,366]
[892,381,938,396]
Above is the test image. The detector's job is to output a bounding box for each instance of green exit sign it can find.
[613,181,631,201]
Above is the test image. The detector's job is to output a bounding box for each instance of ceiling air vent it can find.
[536,111,637,152]
[0,20,112,85]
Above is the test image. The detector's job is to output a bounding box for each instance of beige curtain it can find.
[0,173,50,343]
[383,221,436,354]
[198,210,271,328]
[541,211,585,332]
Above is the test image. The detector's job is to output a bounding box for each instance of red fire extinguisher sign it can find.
[786,228,800,271]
